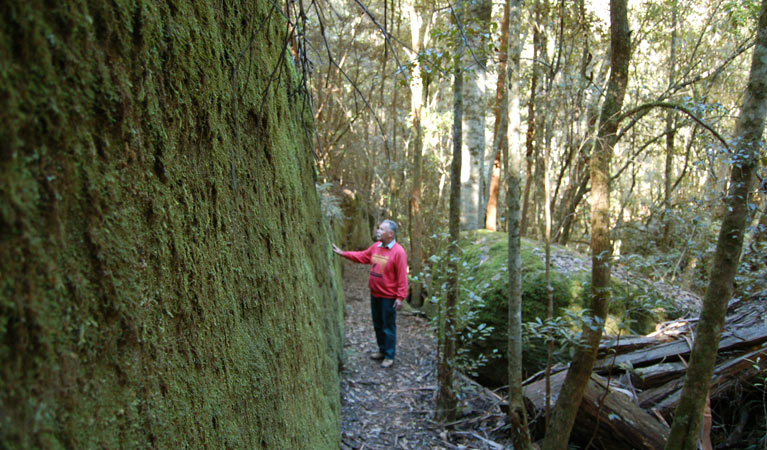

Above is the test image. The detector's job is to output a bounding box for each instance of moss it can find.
[452,231,680,387]
[1,1,342,448]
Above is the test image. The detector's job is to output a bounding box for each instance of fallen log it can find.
[652,344,767,417]
[594,325,767,372]
[524,371,669,450]
[725,296,767,328]
[599,335,665,355]
[631,362,687,390]
[594,339,692,372]
[638,375,685,410]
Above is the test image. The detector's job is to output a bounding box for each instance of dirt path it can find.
[339,260,510,449]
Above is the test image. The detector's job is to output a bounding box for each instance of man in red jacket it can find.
[333,220,408,368]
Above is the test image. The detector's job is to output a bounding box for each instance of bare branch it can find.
[311,0,391,159]
[615,102,730,151]
[352,0,409,81]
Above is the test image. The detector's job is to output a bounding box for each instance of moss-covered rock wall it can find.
[0,1,343,447]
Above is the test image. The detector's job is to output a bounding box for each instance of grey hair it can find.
[382,219,398,237]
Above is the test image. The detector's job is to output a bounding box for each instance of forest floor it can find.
[339,260,513,450]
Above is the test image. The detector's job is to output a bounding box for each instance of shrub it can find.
[429,230,682,387]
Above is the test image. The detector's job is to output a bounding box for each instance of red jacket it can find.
[342,241,409,300]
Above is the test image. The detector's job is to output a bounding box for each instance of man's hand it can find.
[394,299,404,310]
[332,243,343,255]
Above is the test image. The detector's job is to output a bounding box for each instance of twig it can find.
[451,431,504,449]
[351,0,408,81]
[310,0,391,159]
[392,386,436,393]
[615,102,730,151]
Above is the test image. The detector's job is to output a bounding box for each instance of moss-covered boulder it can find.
[447,231,681,387]
[0,1,343,448]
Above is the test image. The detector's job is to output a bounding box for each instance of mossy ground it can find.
[427,230,681,387]
[1,1,342,448]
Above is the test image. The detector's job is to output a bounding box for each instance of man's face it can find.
[376,222,393,243]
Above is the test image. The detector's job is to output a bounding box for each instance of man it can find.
[333,220,408,368]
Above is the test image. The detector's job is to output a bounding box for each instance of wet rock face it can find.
[0,2,343,448]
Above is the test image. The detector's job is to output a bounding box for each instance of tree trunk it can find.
[542,0,631,448]
[661,0,678,250]
[437,0,464,422]
[460,0,492,230]
[665,1,767,448]
[407,1,429,308]
[555,46,609,245]
[484,0,512,232]
[520,0,541,236]
[504,1,532,448]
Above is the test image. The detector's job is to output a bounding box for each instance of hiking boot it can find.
[380,359,394,368]
[369,352,385,361]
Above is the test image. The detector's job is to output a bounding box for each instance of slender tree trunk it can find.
[543,106,555,425]
[542,1,630,448]
[437,0,464,422]
[555,44,609,245]
[543,2,564,418]
[665,1,767,448]
[662,0,678,250]
[504,1,532,448]
[521,1,541,236]
[485,0,512,231]
[407,1,428,308]
[530,0,551,240]
[460,0,491,230]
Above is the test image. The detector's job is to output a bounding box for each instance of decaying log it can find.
[651,344,767,417]
[631,362,687,390]
[537,296,767,447]
[594,325,767,372]
[638,376,685,410]
[726,296,767,328]
[598,335,666,355]
[524,371,669,450]
[594,339,692,372]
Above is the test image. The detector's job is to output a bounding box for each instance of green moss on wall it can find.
[0,1,342,448]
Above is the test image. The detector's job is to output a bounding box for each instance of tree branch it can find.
[615,102,730,151]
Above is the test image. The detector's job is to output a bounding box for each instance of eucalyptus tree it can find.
[542,0,631,447]
[483,0,513,232]
[661,0,680,251]
[552,0,609,246]
[665,1,767,447]
[520,0,545,237]
[485,0,525,231]
[497,0,533,447]
[437,0,463,422]
[407,0,434,307]
[459,0,492,230]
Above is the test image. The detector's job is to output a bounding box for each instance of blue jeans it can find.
[371,296,397,359]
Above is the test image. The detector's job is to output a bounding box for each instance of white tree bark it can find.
[460,0,492,230]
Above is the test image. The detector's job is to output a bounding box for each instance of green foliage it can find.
[723,0,763,30]
[615,199,720,292]
[575,277,678,335]
[0,1,342,448]
[424,231,682,387]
